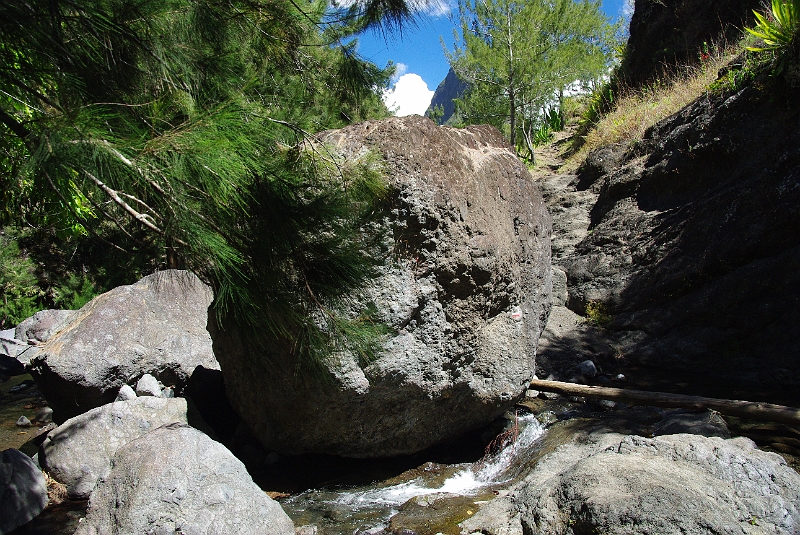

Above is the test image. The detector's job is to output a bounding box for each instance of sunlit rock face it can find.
[211,115,552,458]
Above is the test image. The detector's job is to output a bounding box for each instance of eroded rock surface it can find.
[75,424,295,535]
[462,432,800,535]
[25,270,218,420]
[211,115,551,457]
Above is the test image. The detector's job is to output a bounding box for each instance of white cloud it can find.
[391,62,409,82]
[383,73,434,117]
[416,0,454,17]
[622,0,634,19]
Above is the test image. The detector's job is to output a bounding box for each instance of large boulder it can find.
[39,397,190,499]
[211,115,552,457]
[462,433,800,535]
[74,424,295,535]
[25,270,218,420]
[0,449,48,535]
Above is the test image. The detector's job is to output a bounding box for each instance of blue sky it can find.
[361,0,634,115]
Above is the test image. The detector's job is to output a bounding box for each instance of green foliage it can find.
[708,54,760,94]
[446,0,619,154]
[581,80,618,129]
[0,234,41,328]
[0,0,406,368]
[585,300,612,327]
[746,0,800,52]
[426,104,445,124]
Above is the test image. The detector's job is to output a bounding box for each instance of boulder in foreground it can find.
[75,424,295,535]
[462,432,800,535]
[39,397,190,500]
[26,270,218,420]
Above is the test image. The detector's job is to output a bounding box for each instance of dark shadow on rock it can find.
[186,365,240,442]
[562,81,800,406]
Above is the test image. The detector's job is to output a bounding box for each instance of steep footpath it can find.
[533,71,800,406]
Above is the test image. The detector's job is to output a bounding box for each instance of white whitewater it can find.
[334,413,544,508]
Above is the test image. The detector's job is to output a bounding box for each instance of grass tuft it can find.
[567,41,744,166]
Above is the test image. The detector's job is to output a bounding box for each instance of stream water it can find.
[279,414,545,535]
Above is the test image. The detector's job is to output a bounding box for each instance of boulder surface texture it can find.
[0,448,48,535]
[462,432,800,535]
[26,270,218,420]
[74,424,295,535]
[210,115,552,457]
[39,397,189,499]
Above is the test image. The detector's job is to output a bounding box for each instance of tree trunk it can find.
[529,379,800,427]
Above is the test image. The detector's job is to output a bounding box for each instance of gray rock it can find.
[74,424,295,535]
[0,448,48,534]
[34,407,53,424]
[654,409,730,439]
[15,309,76,346]
[462,433,800,535]
[15,416,31,428]
[39,397,190,499]
[575,359,597,378]
[210,116,552,457]
[26,270,219,420]
[134,373,162,397]
[115,384,136,401]
[550,267,567,307]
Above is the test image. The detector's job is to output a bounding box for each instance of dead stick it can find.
[529,379,800,427]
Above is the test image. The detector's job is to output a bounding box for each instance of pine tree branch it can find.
[43,170,130,254]
[82,169,164,235]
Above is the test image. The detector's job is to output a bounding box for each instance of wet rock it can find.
[16,416,32,428]
[654,409,730,439]
[25,270,219,420]
[115,384,136,402]
[75,424,294,535]
[211,116,552,457]
[463,432,800,535]
[134,373,161,397]
[39,397,190,499]
[0,448,48,534]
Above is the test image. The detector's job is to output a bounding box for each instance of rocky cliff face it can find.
[622,0,760,86]
[211,115,551,457]
[542,61,800,404]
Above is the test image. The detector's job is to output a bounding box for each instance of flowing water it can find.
[280,414,545,535]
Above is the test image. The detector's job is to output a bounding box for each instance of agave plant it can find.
[746,0,800,52]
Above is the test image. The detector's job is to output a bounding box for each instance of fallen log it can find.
[528,379,800,427]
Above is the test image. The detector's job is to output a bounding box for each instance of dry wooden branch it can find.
[529,379,800,427]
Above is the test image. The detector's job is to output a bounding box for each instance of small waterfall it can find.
[282,413,545,533]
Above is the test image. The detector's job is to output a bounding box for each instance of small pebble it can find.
[9,380,34,393]
[135,374,162,397]
[116,384,137,401]
[16,415,31,427]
